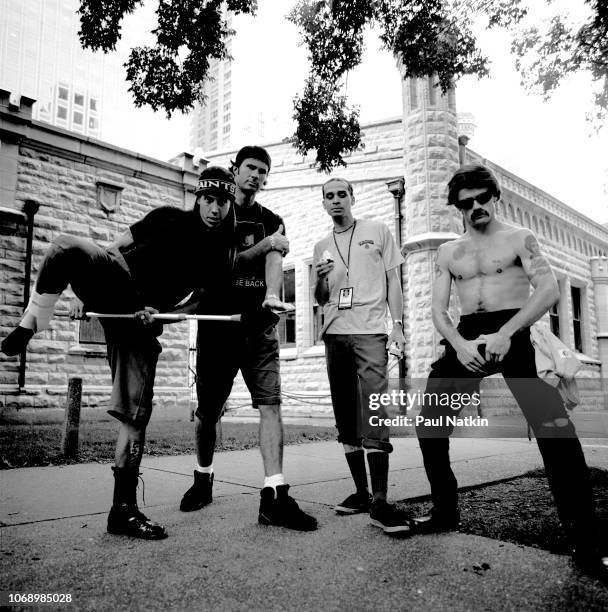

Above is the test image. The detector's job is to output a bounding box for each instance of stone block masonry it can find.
[0,94,197,415]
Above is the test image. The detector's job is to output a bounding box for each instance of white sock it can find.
[196,464,213,474]
[21,291,61,332]
[263,473,285,491]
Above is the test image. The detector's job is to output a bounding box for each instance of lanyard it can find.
[332,220,356,281]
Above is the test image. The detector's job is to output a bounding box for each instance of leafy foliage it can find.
[292,78,362,171]
[511,0,608,126]
[77,0,607,170]
[287,0,512,170]
[78,0,257,115]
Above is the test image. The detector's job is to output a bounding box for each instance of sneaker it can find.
[107,503,168,540]
[258,484,318,531]
[335,491,372,515]
[369,499,413,535]
[412,508,460,534]
[180,471,213,512]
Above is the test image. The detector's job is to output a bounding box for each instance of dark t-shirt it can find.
[230,201,283,313]
[119,206,235,312]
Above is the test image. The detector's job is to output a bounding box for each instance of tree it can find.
[77,0,606,172]
[510,0,608,127]
[78,0,258,115]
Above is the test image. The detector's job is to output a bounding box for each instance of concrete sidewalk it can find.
[2,438,608,610]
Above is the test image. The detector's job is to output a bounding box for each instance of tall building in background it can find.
[189,10,295,156]
[0,0,122,138]
[189,37,233,153]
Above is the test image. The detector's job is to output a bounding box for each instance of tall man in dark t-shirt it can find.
[2,166,237,540]
[180,146,317,531]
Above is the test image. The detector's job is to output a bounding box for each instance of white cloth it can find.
[530,324,582,409]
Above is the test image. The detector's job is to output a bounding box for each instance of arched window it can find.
[524,212,531,227]
[516,209,523,226]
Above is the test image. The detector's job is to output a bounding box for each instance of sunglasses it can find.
[455,190,494,211]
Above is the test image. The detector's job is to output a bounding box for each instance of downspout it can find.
[18,199,39,389]
[386,178,407,383]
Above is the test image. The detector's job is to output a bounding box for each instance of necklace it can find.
[333,221,355,234]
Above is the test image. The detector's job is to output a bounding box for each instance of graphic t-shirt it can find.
[120,206,235,312]
[312,218,404,335]
[230,201,284,313]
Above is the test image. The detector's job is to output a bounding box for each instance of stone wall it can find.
[3,86,608,419]
[209,103,608,415]
[0,92,197,416]
[208,118,406,415]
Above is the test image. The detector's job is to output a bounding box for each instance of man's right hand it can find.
[69,298,88,320]
[267,224,289,255]
[454,338,487,373]
[315,260,334,279]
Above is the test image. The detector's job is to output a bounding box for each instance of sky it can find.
[104,0,608,224]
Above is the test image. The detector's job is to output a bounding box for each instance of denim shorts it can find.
[195,316,281,421]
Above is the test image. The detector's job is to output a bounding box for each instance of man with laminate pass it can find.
[313,177,411,536]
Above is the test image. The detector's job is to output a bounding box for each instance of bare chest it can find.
[448,241,520,281]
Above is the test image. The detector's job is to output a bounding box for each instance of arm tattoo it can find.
[524,234,551,279]
[434,262,443,278]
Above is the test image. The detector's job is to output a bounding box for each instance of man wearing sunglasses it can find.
[412,164,607,580]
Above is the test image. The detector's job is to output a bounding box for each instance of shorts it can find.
[104,320,163,429]
[195,315,281,421]
[35,235,162,428]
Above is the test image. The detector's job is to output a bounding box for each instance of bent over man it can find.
[2,166,237,540]
[414,164,607,579]
[313,177,411,535]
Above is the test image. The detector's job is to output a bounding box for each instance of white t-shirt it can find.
[312,218,404,335]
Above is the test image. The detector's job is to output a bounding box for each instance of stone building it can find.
[0,89,198,414]
[207,73,608,415]
[2,71,608,419]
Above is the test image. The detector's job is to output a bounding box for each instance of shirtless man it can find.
[413,164,607,579]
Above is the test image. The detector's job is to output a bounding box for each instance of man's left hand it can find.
[134,306,159,325]
[387,325,406,358]
[478,332,511,362]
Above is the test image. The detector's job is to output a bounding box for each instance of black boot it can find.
[180,471,214,512]
[107,467,168,540]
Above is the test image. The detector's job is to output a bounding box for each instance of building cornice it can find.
[0,107,198,192]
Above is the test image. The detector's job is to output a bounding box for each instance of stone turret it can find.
[396,66,461,378]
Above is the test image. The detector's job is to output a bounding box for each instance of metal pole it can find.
[386,179,408,392]
[62,377,82,459]
[18,199,39,389]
